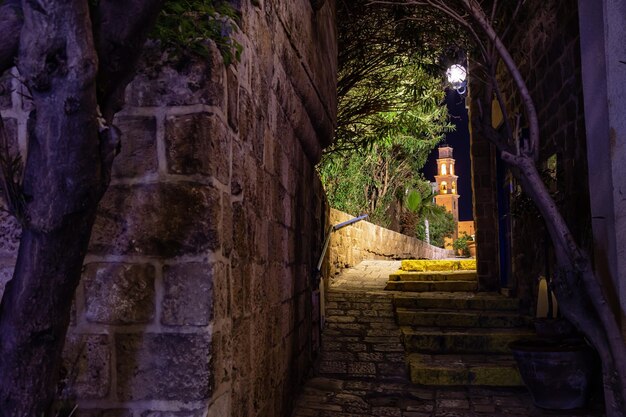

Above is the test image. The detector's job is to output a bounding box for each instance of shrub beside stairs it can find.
[386,259,534,387]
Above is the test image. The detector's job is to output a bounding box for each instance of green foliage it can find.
[333,0,462,153]
[453,233,472,256]
[335,56,451,154]
[319,0,455,236]
[406,190,422,212]
[420,207,455,248]
[320,134,440,226]
[405,184,456,248]
[151,0,242,64]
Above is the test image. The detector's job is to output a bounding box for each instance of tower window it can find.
[441,164,447,175]
[450,164,455,175]
[440,181,447,194]
[452,181,456,194]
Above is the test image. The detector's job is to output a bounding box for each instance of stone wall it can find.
[326,209,453,281]
[469,0,591,307]
[0,1,336,416]
[467,82,500,291]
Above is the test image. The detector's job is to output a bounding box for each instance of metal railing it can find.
[315,213,369,276]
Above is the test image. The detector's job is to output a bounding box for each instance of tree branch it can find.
[460,0,539,159]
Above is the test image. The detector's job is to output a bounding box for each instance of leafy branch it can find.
[151,0,242,65]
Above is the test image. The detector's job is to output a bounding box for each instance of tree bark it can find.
[0,0,161,414]
[0,215,98,416]
[0,1,105,415]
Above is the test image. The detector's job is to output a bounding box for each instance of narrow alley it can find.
[292,261,604,417]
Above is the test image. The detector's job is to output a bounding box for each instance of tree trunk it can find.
[503,152,626,417]
[0,215,97,416]
[0,1,108,415]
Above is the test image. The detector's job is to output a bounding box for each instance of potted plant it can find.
[452,233,472,257]
[510,271,599,410]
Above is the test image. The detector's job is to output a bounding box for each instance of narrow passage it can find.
[291,260,603,417]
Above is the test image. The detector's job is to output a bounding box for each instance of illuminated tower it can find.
[434,145,459,240]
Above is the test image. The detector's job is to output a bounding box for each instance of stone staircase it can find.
[387,260,534,387]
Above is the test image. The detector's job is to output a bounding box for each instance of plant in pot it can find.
[452,233,472,257]
[510,269,599,410]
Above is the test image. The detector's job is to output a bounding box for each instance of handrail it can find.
[315,214,368,274]
[332,213,369,231]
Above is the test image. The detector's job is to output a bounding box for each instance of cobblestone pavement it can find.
[291,260,605,417]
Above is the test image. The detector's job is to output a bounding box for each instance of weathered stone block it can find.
[116,333,212,401]
[231,262,251,319]
[125,43,225,108]
[83,263,155,324]
[226,68,239,131]
[90,183,220,257]
[112,116,158,178]
[164,112,230,184]
[62,334,111,399]
[232,202,248,259]
[231,141,244,196]
[161,262,214,326]
[222,192,233,256]
[211,261,230,321]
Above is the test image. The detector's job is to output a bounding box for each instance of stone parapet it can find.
[326,209,454,281]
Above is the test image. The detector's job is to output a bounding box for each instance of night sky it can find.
[423,89,474,221]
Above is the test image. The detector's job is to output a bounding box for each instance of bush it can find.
[453,233,472,256]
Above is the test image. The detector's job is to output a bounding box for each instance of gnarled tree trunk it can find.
[0,0,162,415]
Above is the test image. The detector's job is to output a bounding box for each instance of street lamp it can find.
[446,64,467,94]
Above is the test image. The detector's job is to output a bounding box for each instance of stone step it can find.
[396,308,532,328]
[389,270,477,282]
[408,353,524,387]
[385,280,477,292]
[393,292,520,311]
[401,259,477,271]
[401,327,535,354]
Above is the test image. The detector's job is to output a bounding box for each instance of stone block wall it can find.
[467,82,500,291]
[326,209,453,281]
[0,1,337,416]
[469,0,591,307]
[503,0,590,311]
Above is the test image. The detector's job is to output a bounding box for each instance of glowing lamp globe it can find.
[446,64,467,89]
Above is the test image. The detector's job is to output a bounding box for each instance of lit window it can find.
[452,181,456,194]
[450,164,455,175]
[441,164,447,175]
[440,181,447,194]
